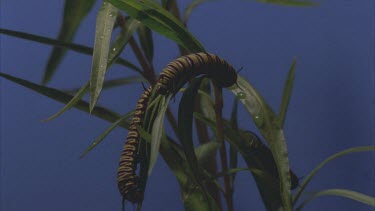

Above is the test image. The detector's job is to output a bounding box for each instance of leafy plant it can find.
[1,0,374,211]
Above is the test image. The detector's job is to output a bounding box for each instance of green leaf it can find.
[0,72,125,126]
[106,0,205,52]
[229,99,239,185]
[90,2,119,112]
[178,77,205,180]
[0,28,142,73]
[256,0,318,6]
[148,95,171,175]
[137,24,154,63]
[295,189,375,211]
[293,146,375,204]
[195,142,219,166]
[80,110,134,158]
[231,75,293,210]
[66,76,147,93]
[194,113,300,210]
[43,82,89,121]
[42,0,96,84]
[277,58,296,128]
[108,18,141,67]
[183,0,213,25]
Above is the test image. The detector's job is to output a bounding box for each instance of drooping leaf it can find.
[195,142,219,165]
[293,146,375,204]
[229,98,239,185]
[230,76,293,210]
[42,0,96,84]
[194,112,299,211]
[148,95,171,175]
[0,72,124,126]
[108,18,141,67]
[256,0,318,6]
[90,2,119,112]
[43,82,89,121]
[295,189,375,211]
[105,0,205,52]
[66,76,147,93]
[277,58,297,128]
[178,78,205,179]
[137,24,154,63]
[0,28,142,73]
[80,110,134,158]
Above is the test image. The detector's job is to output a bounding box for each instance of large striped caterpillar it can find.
[117,52,238,203]
[117,86,152,203]
[154,52,238,95]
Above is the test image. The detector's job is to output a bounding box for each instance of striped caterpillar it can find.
[117,86,152,203]
[154,52,238,95]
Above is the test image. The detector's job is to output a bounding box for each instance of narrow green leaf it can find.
[0,28,142,73]
[137,24,154,63]
[108,18,141,67]
[43,82,89,121]
[195,142,219,165]
[148,95,171,175]
[256,0,318,6]
[178,78,205,179]
[80,110,134,158]
[295,189,375,211]
[293,146,375,204]
[106,0,205,52]
[231,75,292,210]
[229,98,239,185]
[42,0,96,84]
[183,0,213,25]
[89,2,119,112]
[194,113,299,211]
[0,72,125,126]
[66,76,147,93]
[277,59,296,128]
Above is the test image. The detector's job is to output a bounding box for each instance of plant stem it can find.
[213,84,234,211]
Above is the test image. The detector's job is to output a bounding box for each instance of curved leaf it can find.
[148,95,171,175]
[295,189,375,211]
[90,2,119,112]
[108,18,141,67]
[42,0,96,84]
[231,76,292,210]
[0,72,124,126]
[195,142,219,165]
[178,78,205,179]
[277,58,296,128]
[293,146,375,204]
[80,110,134,158]
[106,0,205,52]
[43,82,89,121]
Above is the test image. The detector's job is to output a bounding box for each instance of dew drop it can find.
[237,91,246,99]
[253,114,264,128]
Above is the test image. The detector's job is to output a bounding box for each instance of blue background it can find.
[1,0,374,210]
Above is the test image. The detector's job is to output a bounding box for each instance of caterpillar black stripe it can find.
[155,52,238,95]
[117,86,152,203]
